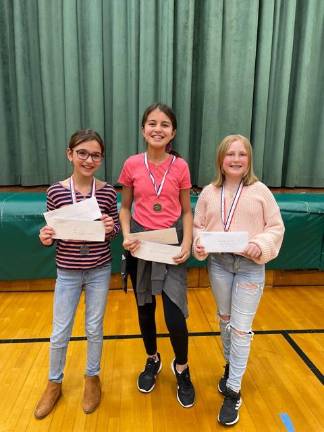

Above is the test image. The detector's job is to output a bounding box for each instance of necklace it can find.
[70,176,96,255]
[144,152,176,212]
[221,180,243,231]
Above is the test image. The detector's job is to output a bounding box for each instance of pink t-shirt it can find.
[118,153,192,229]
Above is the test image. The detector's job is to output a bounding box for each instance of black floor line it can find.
[1,328,323,344]
[0,329,322,384]
[281,331,324,385]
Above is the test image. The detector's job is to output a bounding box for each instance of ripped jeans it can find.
[208,253,264,392]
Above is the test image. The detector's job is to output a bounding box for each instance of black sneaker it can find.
[218,387,242,426]
[137,353,162,393]
[171,359,195,408]
[218,363,229,395]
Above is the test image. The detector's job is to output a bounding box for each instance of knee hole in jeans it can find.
[231,326,254,339]
[219,314,230,322]
[236,281,263,294]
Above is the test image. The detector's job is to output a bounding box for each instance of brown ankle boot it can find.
[34,381,62,419]
[82,375,101,414]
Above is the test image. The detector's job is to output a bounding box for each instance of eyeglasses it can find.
[75,149,103,162]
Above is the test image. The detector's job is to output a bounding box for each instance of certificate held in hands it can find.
[43,196,105,242]
[51,218,105,242]
[128,227,178,244]
[200,231,248,253]
[132,241,181,265]
[43,196,102,224]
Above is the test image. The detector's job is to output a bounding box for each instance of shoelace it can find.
[224,393,240,408]
[144,358,158,374]
[178,368,192,389]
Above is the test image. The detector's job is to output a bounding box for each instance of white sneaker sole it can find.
[217,382,226,395]
[217,398,242,426]
[170,359,195,408]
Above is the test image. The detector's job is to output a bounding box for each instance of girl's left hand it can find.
[101,214,114,234]
[244,242,262,259]
[173,244,191,264]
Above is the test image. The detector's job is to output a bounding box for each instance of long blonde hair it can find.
[213,134,258,186]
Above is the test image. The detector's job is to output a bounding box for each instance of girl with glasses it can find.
[34,129,120,419]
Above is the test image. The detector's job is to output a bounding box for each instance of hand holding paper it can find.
[43,196,105,242]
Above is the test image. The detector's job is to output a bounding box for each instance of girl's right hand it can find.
[123,238,141,255]
[39,225,55,246]
[195,242,207,258]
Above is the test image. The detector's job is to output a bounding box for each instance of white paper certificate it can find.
[51,218,105,241]
[43,196,102,225]
[200,231,248,253]
[128,228,178,244]
[132,241,182,265]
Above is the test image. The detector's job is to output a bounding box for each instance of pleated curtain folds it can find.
[0,0,323,187]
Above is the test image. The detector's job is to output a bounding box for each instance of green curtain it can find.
[0,0,323,187]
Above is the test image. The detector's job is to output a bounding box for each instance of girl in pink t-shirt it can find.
[118,103,195,408]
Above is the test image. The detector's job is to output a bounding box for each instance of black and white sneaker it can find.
[137,353,162,393]
[218,363,229,395]
[171,359,195,408]
[218,386,242,426]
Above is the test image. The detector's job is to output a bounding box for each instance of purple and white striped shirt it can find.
[47,181,120,270]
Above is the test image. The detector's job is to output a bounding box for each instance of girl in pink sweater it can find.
[193,134,284,426]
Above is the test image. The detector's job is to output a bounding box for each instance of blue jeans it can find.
[208,253,264,392]
[49,263,111,382]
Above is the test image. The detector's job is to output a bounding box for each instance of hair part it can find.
[68,129,105,154]
[213,134,258,186]
[141,103,180,157]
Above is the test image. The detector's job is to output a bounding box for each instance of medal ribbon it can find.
[70,176,96,204]
[70,177,96,254]
[144,152,176,198]
[221,181,243,231]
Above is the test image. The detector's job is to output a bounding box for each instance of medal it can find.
[144,153,176,211]
[80,244,90,255]
[221,181,243,231]
[70,177,96,256]
[153,203,162,212]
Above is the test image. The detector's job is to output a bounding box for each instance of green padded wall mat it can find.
[0,192,324,280]
[272,194,324,270]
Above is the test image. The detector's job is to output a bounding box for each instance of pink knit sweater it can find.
[193,181,285,264]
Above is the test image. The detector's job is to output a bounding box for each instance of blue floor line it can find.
[280,413,295,432]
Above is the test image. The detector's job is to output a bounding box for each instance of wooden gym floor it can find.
[0,280,323,431]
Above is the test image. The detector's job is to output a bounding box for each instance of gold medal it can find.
[153,203,162,212]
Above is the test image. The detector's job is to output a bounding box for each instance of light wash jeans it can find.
[49,263,111,382]
[208,253,264,392]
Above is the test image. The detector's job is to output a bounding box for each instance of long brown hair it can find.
[213,134,258,186]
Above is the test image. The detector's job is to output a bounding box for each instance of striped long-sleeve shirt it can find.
[47,181,120,270]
